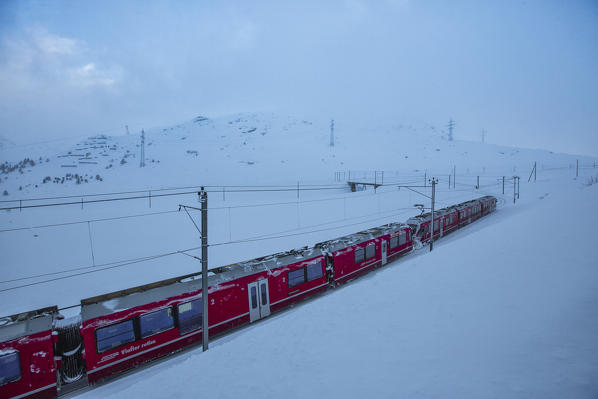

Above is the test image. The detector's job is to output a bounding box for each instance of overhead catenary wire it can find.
[0,183,428,212]
[0,207,418,289]
[0,185,422,233]
[0,209,179,233]
[209,209,415,248]
[0,246,202,292]
[0,186,349,211]
[0,183,350,204]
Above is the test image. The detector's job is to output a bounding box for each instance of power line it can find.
[0,183,429,212]
[1,207,418,288]
[0,186,347,211]
[0,185,416,233]
[0,209,179,233]
[209,209,415,248]
[0,127,125,150]
[0,246,202,292]
[0,183,349,204]
[1,205,418,284]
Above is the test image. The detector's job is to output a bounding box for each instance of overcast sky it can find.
[0,0,597,155]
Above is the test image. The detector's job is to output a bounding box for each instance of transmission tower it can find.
[330,119,335,147]
[140,129,145,168]
[447,119,455,141]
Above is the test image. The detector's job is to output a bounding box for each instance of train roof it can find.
[81,246,325,321]
[316,222,408,253]
[0,306,58,343]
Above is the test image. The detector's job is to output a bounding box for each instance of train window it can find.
[398,232,405,246]
[251,287,258,308]
[434,221,439,231]
[139,308,175,338]
[260,283,267,305]
[178,299,203,334]
[390,236,399,249]
[354,247,365,264]
[405,230,410,241]
[365,243,375,260]
[96,319,136,353]
[288,268,306,287]
[306,262,323,281]
[0,351,20,386]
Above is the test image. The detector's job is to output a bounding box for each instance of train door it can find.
[381,240,387,266]
[248,279,271,323]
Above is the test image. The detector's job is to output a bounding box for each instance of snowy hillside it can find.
[1,112,594,197]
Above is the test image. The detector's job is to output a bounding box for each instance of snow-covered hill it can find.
[1,112,594,197]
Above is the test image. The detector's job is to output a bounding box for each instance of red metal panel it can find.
[332,237,382,284]
[0,330,56,399]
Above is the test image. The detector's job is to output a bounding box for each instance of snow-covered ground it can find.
[1,112,598,397]
[74,168,598,399]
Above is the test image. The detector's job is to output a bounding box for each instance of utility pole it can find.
[517,176,520,199]
[481,129,486,143]
[528,162,537,182]
[447,119,455,141]
[429,178,437,252]
[476,176,479,189]
[200,188,209,351]
[125,125,130,135]
[502,176,505,194]
[512,176,520,203]
[576,159,579,178]
[330,119,335,147]
[140,129,145,168]
[448,174,451,188]
[453,165,456,189]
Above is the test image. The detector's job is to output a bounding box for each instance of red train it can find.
[0,196,496,399]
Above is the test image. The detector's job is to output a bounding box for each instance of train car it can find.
[407,196,496,244]
[456,199,479,227]
[480,195,497,216]
[80,247,327,384]
[317,222,412,285]
[441,207,460,236]
[0,307,58,399]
